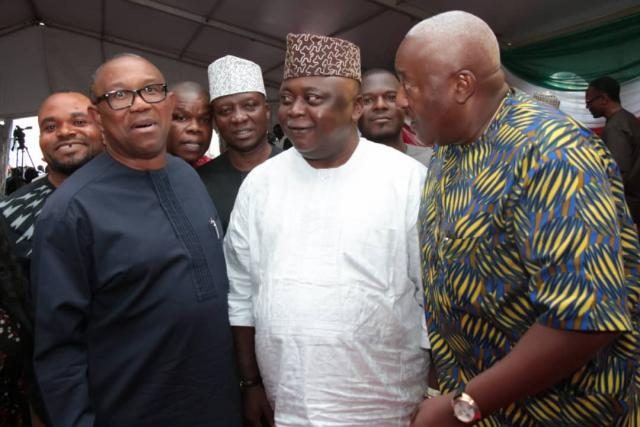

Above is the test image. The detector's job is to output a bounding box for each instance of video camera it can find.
[12,125,32,151]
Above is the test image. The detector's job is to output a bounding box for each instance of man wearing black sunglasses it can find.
[587,76,640,230]
[31,53,241,426]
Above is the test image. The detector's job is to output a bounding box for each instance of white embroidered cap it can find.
[207,55,266,101]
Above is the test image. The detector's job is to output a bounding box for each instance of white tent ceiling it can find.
[1,0,640,118]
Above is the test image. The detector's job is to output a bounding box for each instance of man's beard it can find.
[48,152,96,177]
[362,128,401,144]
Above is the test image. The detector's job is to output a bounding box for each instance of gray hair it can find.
[406,11,500,72]
[89,53,150,99]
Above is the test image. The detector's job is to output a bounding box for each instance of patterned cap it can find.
[207,55,266,101]
[283,33,361,82]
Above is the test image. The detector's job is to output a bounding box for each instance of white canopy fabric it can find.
[2,0,640,118]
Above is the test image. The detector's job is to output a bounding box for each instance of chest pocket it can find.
[437,212,493,307]
[152,172,225,302]
[441,212,491,256]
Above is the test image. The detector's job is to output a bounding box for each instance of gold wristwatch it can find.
[451,386,482,424]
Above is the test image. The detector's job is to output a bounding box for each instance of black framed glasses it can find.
[585,95,603,107]
[94,83,168,110]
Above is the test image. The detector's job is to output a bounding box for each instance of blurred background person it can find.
[167,81,213,168]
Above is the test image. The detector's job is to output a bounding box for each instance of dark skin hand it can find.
[232,326,275,427]
[410,394,465,427]
[242,386,274,427]
[411,324,619,426]
[411,351,464,427]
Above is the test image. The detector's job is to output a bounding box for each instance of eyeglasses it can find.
[94,83,168,110]
[585,95,603,107]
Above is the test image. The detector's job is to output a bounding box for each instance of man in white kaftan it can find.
[224,33,429,427]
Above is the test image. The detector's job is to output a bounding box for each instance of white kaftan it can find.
[225,139,428,426]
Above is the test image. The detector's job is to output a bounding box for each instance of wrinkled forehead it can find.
[175,89,209,107]
[95,57,164,91]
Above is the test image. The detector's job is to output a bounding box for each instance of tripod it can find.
[9,125,37,190]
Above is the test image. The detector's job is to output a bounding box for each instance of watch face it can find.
[453,400,476,423]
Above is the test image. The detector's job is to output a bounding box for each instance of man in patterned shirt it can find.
[0,92,103,276]
[395,11,640,427]
[0,91,103,425]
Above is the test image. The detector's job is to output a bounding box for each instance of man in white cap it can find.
[225,34,428,427]
[198,55,281,232]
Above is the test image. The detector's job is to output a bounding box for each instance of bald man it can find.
[31,54,241,426]
[396,11,640,427]
[167,81,213,167]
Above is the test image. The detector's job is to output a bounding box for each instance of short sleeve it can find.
[514,138,632,333]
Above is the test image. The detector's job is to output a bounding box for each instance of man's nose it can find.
[287,98,305,117]
[57,122,76,137]
[396,87,409,109]
[129,93,151,112]
[186,118,202,133]
[373,96,388,110]
[230,109,248,123]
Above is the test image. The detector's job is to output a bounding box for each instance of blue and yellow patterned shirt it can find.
[421,90,640,426]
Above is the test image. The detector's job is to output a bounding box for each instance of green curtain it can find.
[501,12,640,91]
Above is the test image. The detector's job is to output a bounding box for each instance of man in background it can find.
[198,55,280,232]
[587,76,640,229]
[167,81,213,168]
[358,68,432,167]
[0,91,102,427]
[1,91,103,276]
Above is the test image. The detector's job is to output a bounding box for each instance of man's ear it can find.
[352,94,364,122]
[453,70,476,104]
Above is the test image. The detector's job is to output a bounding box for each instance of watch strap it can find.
[239,377,263,389]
